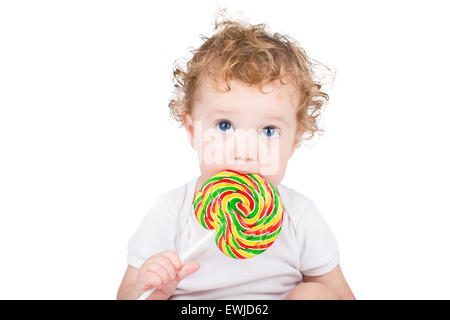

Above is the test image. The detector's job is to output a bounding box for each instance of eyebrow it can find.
[205,108,234,120]
[266,115,289,126]
[206,108,289,126]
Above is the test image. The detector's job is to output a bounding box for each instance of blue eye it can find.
[261,126,279,138]
[216,120,233,132]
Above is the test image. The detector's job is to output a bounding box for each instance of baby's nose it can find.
[232,129,258,163]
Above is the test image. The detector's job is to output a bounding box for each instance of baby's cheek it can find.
[258,139,286,176]
[200,136,228,166]
[260,152,288,187]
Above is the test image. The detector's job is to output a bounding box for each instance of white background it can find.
[1,0,449,299]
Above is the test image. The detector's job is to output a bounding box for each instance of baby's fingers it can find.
[138,271,163,294]
[155,255,178,281]
[146,263,172,287]
[161,250,182,271]
[176,262,200,283]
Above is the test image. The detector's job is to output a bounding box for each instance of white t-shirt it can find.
[127,176,340,299]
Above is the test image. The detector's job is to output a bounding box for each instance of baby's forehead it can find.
[197,74,295,92]
[192,76,299,126]
[194,76,300,109]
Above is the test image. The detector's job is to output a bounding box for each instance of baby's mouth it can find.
[227,167,259,175]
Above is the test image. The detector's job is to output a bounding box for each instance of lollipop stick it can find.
[137,231,214,300]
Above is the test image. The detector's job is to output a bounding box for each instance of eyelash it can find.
[214,120,280,138]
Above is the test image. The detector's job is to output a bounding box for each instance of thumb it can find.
[176,261,200,283]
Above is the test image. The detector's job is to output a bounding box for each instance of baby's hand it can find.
[136,250,200,300]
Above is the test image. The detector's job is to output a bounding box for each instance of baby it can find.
[117,13,355,300]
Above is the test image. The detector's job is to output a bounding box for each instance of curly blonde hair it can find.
[168,10,333,143]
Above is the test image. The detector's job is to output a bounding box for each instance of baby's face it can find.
[183,76,303,188]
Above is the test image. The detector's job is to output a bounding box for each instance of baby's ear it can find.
[182,111,195,150]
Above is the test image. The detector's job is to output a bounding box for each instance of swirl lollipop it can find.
[138,169,283,300]
[193,169,283,259]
